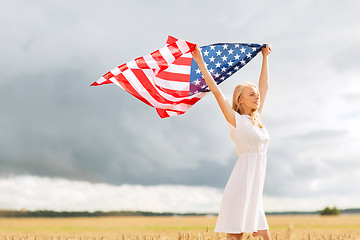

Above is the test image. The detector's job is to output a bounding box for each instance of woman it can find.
[191,44,272,240]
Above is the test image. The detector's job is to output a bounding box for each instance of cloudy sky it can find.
[1,0,360,213]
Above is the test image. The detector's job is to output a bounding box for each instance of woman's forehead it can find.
[244,85,258,93]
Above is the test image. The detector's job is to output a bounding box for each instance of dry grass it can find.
[0,215,359,240]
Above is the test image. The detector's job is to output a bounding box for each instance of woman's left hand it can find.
[191,45,204,65]
[261,44,272,57]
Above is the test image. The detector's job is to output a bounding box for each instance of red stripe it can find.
[103,71,114,80]
[172,56,192,65]
[113,73,153,107]
[156,108,186,118]
[131,69,199,105]
[90,79,113,86]
[154,85,189,98]
[156,108,170,118]
[166,36,178,45]
[185,95,202,105]
[151,50,168,69]
[135,56,151,69]
[119,64,128,72]
[185,41,196,52]
[156,71,190,82]
[167,44,182,59]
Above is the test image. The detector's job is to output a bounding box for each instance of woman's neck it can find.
[242,109,256,116]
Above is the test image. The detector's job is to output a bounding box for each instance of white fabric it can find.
[214,110,270,233]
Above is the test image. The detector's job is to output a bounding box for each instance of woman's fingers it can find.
[262,44,271,56]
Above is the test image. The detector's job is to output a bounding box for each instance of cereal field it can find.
[0,215,359,240]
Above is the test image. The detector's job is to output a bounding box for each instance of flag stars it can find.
[190,43,263,96]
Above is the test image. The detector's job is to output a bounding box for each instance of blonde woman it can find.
[191,44,272,240]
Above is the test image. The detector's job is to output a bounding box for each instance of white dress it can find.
[214,110,270,233]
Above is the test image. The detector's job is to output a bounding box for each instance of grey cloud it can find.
[287,130,348,141]
[264,129,360,198]
[342,93,360,102]
[330,42,360,72]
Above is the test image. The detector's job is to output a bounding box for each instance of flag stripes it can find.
[91,36,207,117]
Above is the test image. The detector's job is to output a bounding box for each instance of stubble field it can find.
[0,215,359,240]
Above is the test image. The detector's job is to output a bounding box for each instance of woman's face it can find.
[239,85,260,110]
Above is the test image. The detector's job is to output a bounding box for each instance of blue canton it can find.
[189,43,266,96]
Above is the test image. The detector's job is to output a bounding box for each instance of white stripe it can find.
[143,54,159,69]
[110,67,121,76]
[121,69,191,112]
[166,110,180,116]
[97,76,107,84]
[109,76,123,89]
[126,60,138,69]
[154,77,189,91]
[159,46,175,66]
[176,40,190,54]
[164,64,191,74]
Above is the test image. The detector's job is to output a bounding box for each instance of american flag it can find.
[91,36,265,118]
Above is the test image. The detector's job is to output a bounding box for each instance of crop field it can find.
[0,215,359,240]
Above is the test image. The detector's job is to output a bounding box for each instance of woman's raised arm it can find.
[257,44,271,115]
[191,45,236,127]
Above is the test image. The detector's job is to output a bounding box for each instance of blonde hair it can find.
[232,82,264,128]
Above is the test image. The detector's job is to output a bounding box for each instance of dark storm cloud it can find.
[0,61,235,186]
